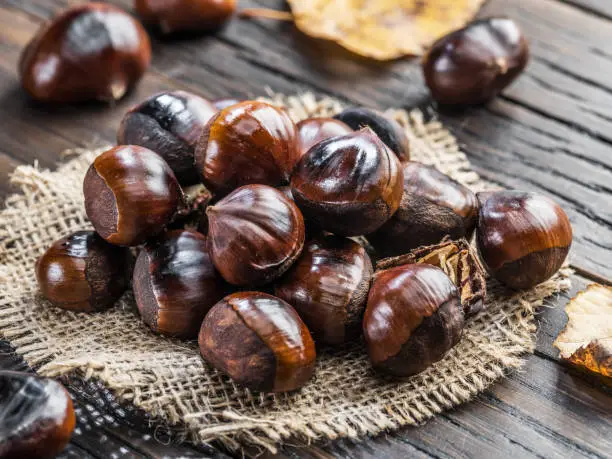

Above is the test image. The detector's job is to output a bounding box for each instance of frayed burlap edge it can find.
[0,93,572,454]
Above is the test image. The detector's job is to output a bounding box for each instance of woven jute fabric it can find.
[0,93,572,454]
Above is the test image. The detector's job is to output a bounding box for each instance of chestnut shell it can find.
[476,191,572,289]
[423,18,529,105]
[296,117,353,158]
[198,292,316,392]
[36,231,132,312]
[19,3,151,103]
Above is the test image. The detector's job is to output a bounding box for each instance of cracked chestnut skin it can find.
[198,292,316,392]
[476,191,572,289]
[296,117,353,158]
[83,145,182,247]
[423,18,529,105]
[275,236,373,345]
[364,264,464,377]
[195,101,300,197]
[368,161,478,257]
[36,231,132,312]
[118,90,217,186]
[133,230,228,339]
[291,128,404,236]
[19,3,151,103]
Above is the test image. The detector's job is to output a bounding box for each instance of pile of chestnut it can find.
[35,87,573,392]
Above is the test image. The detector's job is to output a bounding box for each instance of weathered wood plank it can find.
[561,0,612,19]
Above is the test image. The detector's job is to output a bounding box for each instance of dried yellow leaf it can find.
[553,284,612,380]
[287,0,486,60]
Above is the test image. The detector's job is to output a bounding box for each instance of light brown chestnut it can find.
[19,3,151,103]
[296,117,353,157]
[198,292,316,392]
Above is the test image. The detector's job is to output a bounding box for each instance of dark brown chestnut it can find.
[367,161,478,257]
[83,145,182,247]
[296,117,353,157]
[275,236,373,345]
[212,98,241,110]
[206,184,305,286]
[135,0,236,35]
[199,292,316,392]
[117,90,217,185]
[36,231,132,312]
[333,107,410,162]
[291,128,404,236]
[363,264,464,377]
[133,230,228,339]
[19,3,151,103]
[0,371,75,459]
[476,191,572,289]
[195,101,300,196]
[423,18,529,105]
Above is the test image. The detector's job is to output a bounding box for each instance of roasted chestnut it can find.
[275,236,373,345]
[83,145,182,247]
[133,230,227,339]
[363,264,464,376]
[212,98,241,110]
[476,191,572,289]
[333,107,410,162]
[423,18,529,105]
[206,184,305,286]
[117,90,217,185]
[291,128,404,236]
[367,162,478,257]
[195,101,300,196]
[36,231,132,312]
[296,117,353,157]
[19,3,151,103]
[0,371,75,459]
[135,0,236,35]
[199,292,316,392]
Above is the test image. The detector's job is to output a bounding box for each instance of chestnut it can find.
[333,107,410,162]
[117,90,217,185]
[195,101,300,196]
[0,371,75,459]
[291,128,404,236]
[476,191,572,289]
[36,231,132,312]
[133,230,228,339]
[83,145,182,247]
[19,3,151,103]
[367,161,478,257]
[198,292,316,392]
[296,117,353,157]
[423,18,529,105]
[212,98,241,110]
[275,236,373,345]
[363,264,464,376]
[135,0,236,35]
[206,184,305,286]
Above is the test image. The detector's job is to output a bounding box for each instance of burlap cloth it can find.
[0,93,572,454]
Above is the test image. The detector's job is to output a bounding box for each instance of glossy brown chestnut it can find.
[83,145,182,247]
[133,230,228,339]
[423,18,529,105]
[199,292,316,392]
[296,117,353,157]
[117,90,217,185]
[135,0,236,35]
[19,3,151,103]
[212,98,241,110]
[275,236,373,345]
[195,101,300,196]
[367,162,478,257]
[36,231,132,312]
[291,128,404,236]
[333,107,410,162]
[363,264,464,376]
[476,191,572,289]
[0,371,75,459]
[206,184,305,286]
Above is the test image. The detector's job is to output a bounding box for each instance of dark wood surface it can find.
[0,0,610,458]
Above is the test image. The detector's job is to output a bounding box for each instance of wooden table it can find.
[1,1,610,458]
